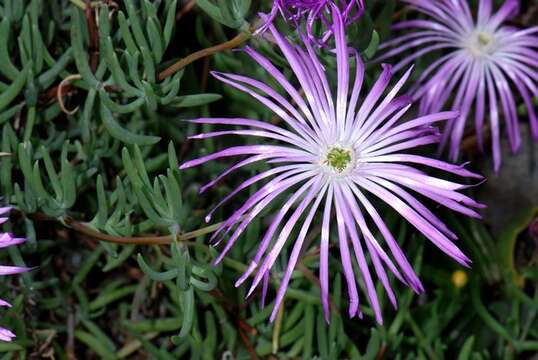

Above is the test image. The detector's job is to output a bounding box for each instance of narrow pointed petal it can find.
[320,185,333,323]
[333,186,360,317]
[270,185,328,321]
[0,266,31,275]
[0,234,26,248]
[0,328,15,342]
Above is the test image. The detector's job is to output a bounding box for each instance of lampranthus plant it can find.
[0,207,29,341]
[180,6,485,324]
[259,0,364,45]
[376,0,538,172]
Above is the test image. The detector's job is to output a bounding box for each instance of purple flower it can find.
[181,7,484,323]
[376,0,538,172]
[258,0,364,45]
[0,207,29,341]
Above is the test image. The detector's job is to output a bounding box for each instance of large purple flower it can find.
[0,207,29,341]
[376,0,538,172]
[181,7,483,323]
[259,0,364,45]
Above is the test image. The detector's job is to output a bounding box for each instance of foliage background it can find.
[0,0,537,358]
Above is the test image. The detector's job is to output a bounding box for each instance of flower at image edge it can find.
[375,0,538,172]
[258,0,365,45]
[0,207,30,341]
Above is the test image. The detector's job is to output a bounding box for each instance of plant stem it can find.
[63,216,221,245]
[176,0,196,20]
[57,74,82,115]
[157,31,251,81]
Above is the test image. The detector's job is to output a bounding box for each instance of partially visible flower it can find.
[181,6,484,323]
[258,0,364,45]
[0,207,29,341]
[376,0,538,172]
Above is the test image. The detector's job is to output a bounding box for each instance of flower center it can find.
[325,147,353,173]
[465,30,496,57]
[477,31,492,46]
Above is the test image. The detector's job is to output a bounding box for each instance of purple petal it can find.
[248,177,322,298]
[333,186,360,318]
[335,186,383,324]
[356,177,471,267]
[0,233,26,248]
[0,266,31,275]
[179,145,307,170]
[0,328,15,342]
[320,185,333,323]
[269,184,328,321]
